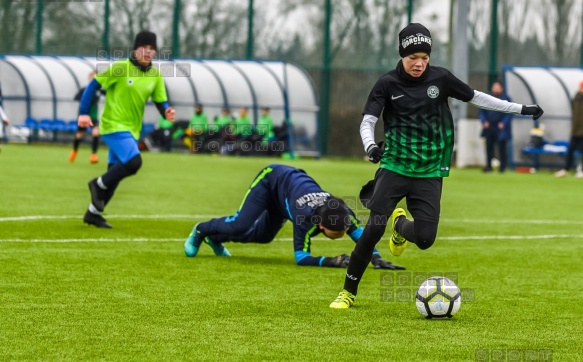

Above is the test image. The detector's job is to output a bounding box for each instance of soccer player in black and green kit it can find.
[70,71,103,164]
[330,23,544,309]
[78,31,175,228]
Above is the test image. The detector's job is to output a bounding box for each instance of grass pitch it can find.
[1,144,582,361]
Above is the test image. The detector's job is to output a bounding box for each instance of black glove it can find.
[322,254,351,268]
[521,105,544,121]
[366,144,383,164]
[371,254,406,270]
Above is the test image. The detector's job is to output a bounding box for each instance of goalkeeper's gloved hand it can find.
[322,254,351,268]
[366,144,383,164]
[371,254,406,270]
[521,105,544,121]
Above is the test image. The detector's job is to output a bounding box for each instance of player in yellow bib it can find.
[77,31,175,228]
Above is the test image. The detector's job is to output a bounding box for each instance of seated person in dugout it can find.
[256,107,275,143]
[205,107,236,145]
[233,106,253,140]
[184,103,208,151]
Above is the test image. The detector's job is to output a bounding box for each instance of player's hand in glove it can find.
[366,144,383,164]
[521,105,544,120]
[322,254,351,268]
[371,254,406,270]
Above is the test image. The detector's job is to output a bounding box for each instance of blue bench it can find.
[522,140,581,170]
[24,117,39,143]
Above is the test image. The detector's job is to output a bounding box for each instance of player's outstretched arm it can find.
[469,90,544,120]
[78,115,92,128]
[78,79,102,127]
[165,107,176,121]
[520,104,544,120]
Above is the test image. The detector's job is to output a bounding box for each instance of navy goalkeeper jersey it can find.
[264,164,363,266]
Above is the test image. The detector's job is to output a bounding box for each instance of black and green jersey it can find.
[74,87,101,121]
[363,61,474,178]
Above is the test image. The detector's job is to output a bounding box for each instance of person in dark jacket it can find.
[479,81,513,173]
[554,80,583,178]
[71,71,104,164]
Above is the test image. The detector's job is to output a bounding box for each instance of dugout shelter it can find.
[456,66,583,169]
[504,66,583,168]
[0,55,320,156]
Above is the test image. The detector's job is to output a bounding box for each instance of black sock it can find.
[91,136,100,153]
[100,164,131,188]
[397,218,438,250]
[102,164,118,206]
[396,217,416,245]
[99,156,142,202]
[342,211,388,295]
[103,183,118,206]
[343,251,371,295]
[73,138,81,151]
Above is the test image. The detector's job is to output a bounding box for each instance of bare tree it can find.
[42,1,103,55]
[179,0,247,58]
[0,0,37,54]
[540,0,577,63]
[109,0,172,49]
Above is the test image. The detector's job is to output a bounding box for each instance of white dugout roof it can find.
[0,55,320,154]
[504,66,583,144]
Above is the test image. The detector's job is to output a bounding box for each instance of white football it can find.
[416,276,461,319]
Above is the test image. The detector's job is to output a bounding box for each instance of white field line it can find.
[0,214,217,222]
[2,235,583,243]
[1,214,582,225]
[1,214,582,243]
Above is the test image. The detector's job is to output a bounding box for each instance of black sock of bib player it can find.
[100,154,142,188]
[101,164,118,206]
[103,182,118,206]
[98,155,142,208]
[396,217,438,250]
[73,138,82,151]
[343,211,388,295]
[100,164,131,189]
[91,136,100,153]
[101,155,142,207]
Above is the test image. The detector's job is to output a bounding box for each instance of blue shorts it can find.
[101,131,140,165]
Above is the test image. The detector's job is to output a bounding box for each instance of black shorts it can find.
[361,168,442,223]
[78,119,99,131]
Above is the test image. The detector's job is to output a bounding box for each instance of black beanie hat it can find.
[133,31,157,50]
[398,23,432,57]
[316,197,351,232]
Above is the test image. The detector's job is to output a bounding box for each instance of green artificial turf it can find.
[0,144,581,361]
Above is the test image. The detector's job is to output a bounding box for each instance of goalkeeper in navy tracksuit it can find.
[184,164,404,269]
